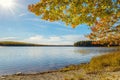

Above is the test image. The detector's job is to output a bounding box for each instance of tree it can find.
[28,0,120,45]
[87,17,120,46]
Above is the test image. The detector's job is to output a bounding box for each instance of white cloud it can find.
[0,37,17,41]
[29,35,44,41]
[19,13,27,17]
[18,12,31,17]
[49,36,61,41]
[62,35,88,41]
[25,18,41,22]
[23,35,89,45]
[0,35,89,45]
[0,35,88,45]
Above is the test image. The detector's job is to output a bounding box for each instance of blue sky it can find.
[0,0,91,45]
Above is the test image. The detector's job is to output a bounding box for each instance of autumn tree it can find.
[28,0,120,45]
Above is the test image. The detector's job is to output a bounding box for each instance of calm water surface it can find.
[0,47,118,75]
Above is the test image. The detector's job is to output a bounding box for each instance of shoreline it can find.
[0,63,87,76]
[0,51,120,80]
[1,63,120,80]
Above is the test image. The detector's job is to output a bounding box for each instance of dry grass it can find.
[89,51,120,71]
[61,51,120,73]
[61,51,120,80]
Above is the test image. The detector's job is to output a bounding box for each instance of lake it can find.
[0,47,118,75]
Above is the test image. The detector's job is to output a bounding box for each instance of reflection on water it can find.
[75,47,120,54]
[0,47,119,75]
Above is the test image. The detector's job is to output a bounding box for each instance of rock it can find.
[16,72,22,75]
[1,76,6,79]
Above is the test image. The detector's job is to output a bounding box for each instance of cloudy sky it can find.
[0,0,91,45]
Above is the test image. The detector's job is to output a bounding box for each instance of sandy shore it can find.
[0,67,120,80]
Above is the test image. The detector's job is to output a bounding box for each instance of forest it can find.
[74,40,120,47]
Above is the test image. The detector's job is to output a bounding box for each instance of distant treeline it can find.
[0,41,43,46]
[0,41,73,47]
[74,41,119,47]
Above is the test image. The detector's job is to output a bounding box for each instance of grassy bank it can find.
[59,51,120,80]
[62,51,120,71]
[89,51,120,71]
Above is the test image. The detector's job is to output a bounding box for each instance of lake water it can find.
[0,47,118,75]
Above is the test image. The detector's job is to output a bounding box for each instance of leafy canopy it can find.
[28,0,120,45]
